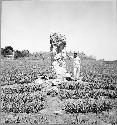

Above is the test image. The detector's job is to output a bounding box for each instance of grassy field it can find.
[1,55,117,124]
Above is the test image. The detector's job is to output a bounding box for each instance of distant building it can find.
[6,51,14,60]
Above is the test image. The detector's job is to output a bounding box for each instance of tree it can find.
[14,50,30,59]
[14,50,22,59]
[21,50,29,57]
[1,48,5,56]
[3,46,14,56]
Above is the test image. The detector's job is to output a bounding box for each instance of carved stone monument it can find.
[50,33,70,80]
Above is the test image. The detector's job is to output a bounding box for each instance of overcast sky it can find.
[1,0,117,60]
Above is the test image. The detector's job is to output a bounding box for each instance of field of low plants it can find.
[1,54,117,124]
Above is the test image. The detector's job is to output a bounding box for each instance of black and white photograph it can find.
[1,0,117,124]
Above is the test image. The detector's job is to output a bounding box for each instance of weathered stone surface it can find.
[50,33,71,80]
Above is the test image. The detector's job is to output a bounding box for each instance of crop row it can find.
[1,91,116,114]
[81,59,117,76]
[58,89,117,100]
[2,86,117,103]
[80,59,117,85]
[63,98,116,114]
[1,59,52,86]
[82,71,117,85]
[1,91,46,114]
[2,79,117,97]
[58,81,117,91]
[1,58,117,87]
[1,82,44,94]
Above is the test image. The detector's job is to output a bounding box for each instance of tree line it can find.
[1,46,96,60]
[1,46,30,59]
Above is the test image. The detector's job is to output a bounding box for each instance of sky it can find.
[1,0,117,60]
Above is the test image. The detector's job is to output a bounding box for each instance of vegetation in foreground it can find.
[1,54,117,124]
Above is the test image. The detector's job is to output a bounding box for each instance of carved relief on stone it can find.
[50,33,70,80]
